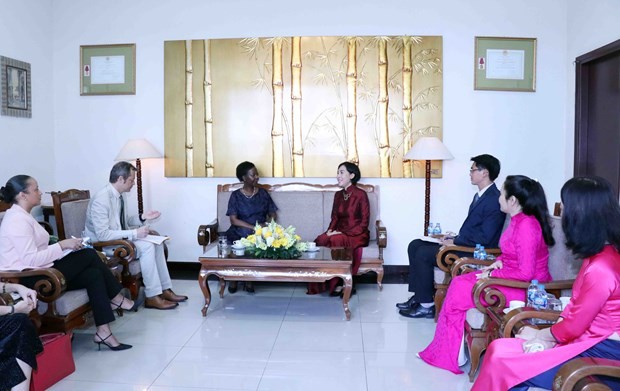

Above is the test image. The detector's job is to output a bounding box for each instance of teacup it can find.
[307,241,316,250]
[509,300,525,309]
[233,248,245,256]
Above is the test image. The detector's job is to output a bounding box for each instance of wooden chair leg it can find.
[434,285,447,322]
[122,274,142,300]
[376,268,384,290]
[467,334,486,382]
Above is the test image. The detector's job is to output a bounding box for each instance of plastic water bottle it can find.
[218,237,230,258]
[532,284,548,310]
[427,223,434,236]
[433,223,442,235]
[473,244,482,260]
[479,246,487,260]
[526,279,539,307]
[538,285,549,309]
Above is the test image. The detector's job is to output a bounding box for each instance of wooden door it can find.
[574,39,620,198]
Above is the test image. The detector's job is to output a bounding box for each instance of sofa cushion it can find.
[128,259,141,275]
[466,307,485,329]
[433,267,445,285]
[363,241,380,259]
[271,192,324,241]
[38,289,89,316]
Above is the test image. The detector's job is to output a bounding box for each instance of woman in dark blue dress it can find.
[225,161,277,293]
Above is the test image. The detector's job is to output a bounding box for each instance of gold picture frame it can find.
[474,37,536,92]
[164,36,444,178]
[80,43,136,95]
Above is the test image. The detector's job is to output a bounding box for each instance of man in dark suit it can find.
[398,154,506,318]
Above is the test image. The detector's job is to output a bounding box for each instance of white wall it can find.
[564,0,620,178]
[47,0,574,264]
[0,0,55,203]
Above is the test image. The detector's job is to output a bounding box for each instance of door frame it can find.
[574,39,620,176]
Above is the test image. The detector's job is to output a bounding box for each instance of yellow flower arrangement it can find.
[240,220,307,259]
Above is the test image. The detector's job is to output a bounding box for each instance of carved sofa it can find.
[197,182,386,288]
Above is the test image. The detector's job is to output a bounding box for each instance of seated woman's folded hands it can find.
[522,328,558,353]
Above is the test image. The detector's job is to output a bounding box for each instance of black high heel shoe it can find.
[110,295,142,316]
[110,298,124,317]
[94,332,132,351]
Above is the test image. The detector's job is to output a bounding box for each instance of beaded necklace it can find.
[241,187,258,199]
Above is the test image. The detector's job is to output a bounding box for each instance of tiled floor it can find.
[50,280,475,391]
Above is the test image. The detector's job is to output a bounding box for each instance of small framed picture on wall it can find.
[1,55,32,118]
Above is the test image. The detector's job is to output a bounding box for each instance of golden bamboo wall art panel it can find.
[164,36,443,178]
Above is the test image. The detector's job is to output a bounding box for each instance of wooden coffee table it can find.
[198,247,354,320]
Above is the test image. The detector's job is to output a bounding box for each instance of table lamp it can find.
[404,137,454,235]
[115,138,162,215]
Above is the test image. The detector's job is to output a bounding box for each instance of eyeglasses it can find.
[469,168,483,173]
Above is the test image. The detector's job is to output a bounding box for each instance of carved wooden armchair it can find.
[0,268,93,333]
[0,201,95,333]
[461,215,580,382]
[51,189,141,298]
[498,309,620,390]
[554,357,620,391]
[434,244,502,321]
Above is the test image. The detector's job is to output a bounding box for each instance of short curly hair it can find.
[236,161,256,182]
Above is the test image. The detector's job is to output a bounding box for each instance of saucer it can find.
[305,247,320,252]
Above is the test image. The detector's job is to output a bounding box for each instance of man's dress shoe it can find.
[145,295,178,310]
[399,305,435,319]
[162,289,188,303]
[396,296,417,310]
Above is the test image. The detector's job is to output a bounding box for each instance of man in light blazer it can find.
[85,161,187,310]
[398,154,506,318]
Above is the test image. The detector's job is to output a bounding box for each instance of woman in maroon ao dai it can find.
[307,162,370,295]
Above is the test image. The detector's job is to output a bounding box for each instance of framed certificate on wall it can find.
[474,37,536,92]
[80,43,136,95]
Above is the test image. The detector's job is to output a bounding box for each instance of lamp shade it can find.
[115,138,162,161]
[403,136,454,161]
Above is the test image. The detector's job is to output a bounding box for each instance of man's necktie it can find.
[119,196,127,230]
[469,193,480,213]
